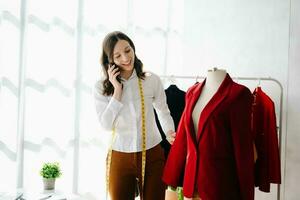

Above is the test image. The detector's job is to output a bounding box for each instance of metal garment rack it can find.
[160,75,283,200]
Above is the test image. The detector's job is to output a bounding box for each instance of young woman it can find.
[94,31,176,200]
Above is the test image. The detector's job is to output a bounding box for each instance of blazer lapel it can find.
[185,81,206,145]
[196,74,233,142]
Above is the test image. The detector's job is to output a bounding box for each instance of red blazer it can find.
[252,87,281,192]
[163,74,254,200]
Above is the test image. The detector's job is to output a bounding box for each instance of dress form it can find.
[192,68,227,136]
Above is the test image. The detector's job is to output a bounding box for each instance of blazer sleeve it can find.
[162,111,187,187]
[230,88,254,200]
[162,91,190,187]
[267,100,281,183]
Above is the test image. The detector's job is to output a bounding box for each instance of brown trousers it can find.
[109,144,166,200]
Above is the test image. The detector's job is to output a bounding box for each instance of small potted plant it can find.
[40,162,62,190]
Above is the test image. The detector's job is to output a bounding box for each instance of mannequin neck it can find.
[205,68,227,89]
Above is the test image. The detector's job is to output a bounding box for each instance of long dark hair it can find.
[100,31,145,96]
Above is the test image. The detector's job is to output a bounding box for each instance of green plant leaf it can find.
[40,162,62,179]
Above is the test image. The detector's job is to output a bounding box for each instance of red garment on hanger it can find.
[163,74,254,200]
[252,87,281,192]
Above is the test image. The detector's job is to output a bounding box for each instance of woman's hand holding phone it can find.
[108,64,123,101]
[108,64,122,89]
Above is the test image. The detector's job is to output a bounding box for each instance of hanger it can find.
[165,75,176,86]
[195,75,200,83]
[257,78,261,87]
[255,78,261,92]
[169,75,176,85]
[165,75,179,90]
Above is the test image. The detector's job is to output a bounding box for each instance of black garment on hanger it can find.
[154,84,186,158]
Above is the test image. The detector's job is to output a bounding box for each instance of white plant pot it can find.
[43,178,56,190]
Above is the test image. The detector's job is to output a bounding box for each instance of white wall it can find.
[176,0,299,199]
[285,0,300,200]
[182,0,289,79]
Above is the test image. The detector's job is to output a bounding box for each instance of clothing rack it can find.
[160,75,284,200]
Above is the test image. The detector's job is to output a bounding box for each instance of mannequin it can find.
[163,67,254,200]
[165,68,227,200]
[192,68,227,136]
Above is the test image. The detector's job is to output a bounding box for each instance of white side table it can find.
[16,188,81,200]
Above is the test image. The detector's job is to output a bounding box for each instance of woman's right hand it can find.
[108,64,123,101]
[108,64,122,90]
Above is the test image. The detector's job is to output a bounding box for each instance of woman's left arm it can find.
[152,74,175,143]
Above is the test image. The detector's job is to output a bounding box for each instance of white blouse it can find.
[94,70,175,152]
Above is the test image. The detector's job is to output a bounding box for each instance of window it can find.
[0,1,183,198]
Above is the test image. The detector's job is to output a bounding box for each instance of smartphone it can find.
[110,63,122,83]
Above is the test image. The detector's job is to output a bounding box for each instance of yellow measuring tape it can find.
[106,78,146,198]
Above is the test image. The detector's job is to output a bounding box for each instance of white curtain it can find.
[0,0,183,198]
